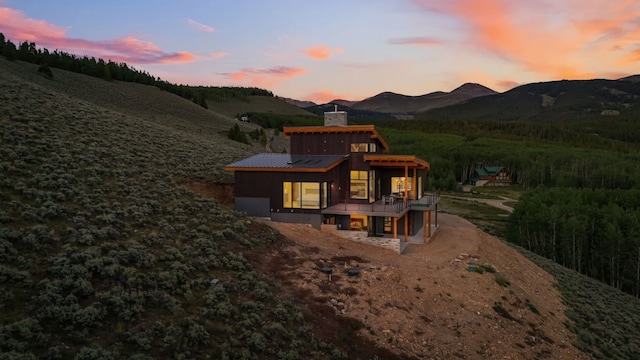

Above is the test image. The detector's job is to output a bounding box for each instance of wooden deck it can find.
[322,191,440,217]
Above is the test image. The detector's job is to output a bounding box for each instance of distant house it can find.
[470,166,511,187]
[225,110,440,253]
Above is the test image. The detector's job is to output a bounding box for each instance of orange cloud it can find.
[387,37,441,46]
[187,18,215,33]
[303,45,343,60]
[411,0,640,79]
[0,6,196,65]
[224,66,307,88]
[303,90,351,104]
[497,79,520,91]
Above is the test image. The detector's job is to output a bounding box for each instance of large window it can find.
[350,171,367,199]
[351,170,375,201]
[368,170,375,202]
[283,182,328,209]
[391,177,412,194]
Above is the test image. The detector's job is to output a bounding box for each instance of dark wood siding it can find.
[233,163,348,213]
[290,132,375,156]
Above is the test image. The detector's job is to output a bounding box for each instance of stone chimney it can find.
[323,105,347,126]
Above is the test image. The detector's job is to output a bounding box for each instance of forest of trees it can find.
[507,187,640,297]
[0,33,273,109]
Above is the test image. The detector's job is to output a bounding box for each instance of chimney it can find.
[323,105,347,126]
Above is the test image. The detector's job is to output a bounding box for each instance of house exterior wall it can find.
[290,132,382,156]
[271,212,323,229]
[233,164,347,216]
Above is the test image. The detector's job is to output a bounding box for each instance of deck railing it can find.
[325,190,440,215]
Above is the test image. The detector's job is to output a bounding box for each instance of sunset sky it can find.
[1,0,639,103]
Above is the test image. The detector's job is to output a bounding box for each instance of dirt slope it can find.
[257,215,589,359]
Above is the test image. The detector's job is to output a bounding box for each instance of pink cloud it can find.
[411,0,640,79]
[187,18,215,33]
[387,37,441,46]
[224,66,307,88]
[303,45,343,60]
[0,6,196,65]
[209,51,229,59]
[303,90,351,104]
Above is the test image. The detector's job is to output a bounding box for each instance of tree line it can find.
[507,187,640,297]
[0,33,273,109]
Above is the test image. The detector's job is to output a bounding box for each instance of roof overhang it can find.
[283,125,389,153]
[363,154,430,170]
[225,155,346,173]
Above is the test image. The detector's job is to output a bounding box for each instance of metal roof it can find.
[225,153,347,172]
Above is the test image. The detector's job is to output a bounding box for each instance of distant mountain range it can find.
[417,76,640,122]
[283,83,497,118]
[282,77,640,122]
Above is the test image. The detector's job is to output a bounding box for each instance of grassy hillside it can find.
[207,95,314,119]
[0,59,394,359]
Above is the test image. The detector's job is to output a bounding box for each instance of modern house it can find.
[469,166,511,187]
[225,111,440,252]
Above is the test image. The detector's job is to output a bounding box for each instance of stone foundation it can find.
[321,225,403,254]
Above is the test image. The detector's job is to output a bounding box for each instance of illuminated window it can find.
[350,171,367,199]
[369,143,377,152]
[368,170,375,202]
[301,183,320,209]
[391,177,412,194]
[350,143,368,152]
[322,182,328,208]
[283,182,325,209]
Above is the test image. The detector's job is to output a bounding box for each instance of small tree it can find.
[227,124,249,144]
[38,63,53,79]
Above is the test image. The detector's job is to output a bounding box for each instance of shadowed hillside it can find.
[418,78,640,122]
[351,83,497,114]
[0,58,400,359]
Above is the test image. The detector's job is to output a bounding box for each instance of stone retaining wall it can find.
[321,225,403,254]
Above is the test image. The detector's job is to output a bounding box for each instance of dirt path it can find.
[444,195,515,213]
[258,215,588,359]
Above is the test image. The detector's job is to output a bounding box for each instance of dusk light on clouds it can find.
[1,0,638,103]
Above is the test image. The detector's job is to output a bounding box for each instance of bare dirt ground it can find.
[257,215,590,359]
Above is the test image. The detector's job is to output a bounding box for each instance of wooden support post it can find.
[404,165,409,201]
[404,214,408,242]
[412,168,417,200]
[393,217,398,239]
[428,210,432,238]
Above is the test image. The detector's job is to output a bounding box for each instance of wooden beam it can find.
[412,168,417,200]
[393,217,398,239]
[428,210,432,238]
[404,165,408,201]
[404,213,408,243]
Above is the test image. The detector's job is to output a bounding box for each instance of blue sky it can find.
[1,0,638,103]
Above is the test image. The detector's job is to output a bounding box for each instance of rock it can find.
[380,266,388,272]
[330,298,338,305]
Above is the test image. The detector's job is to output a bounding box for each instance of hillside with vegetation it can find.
[2,33,640,358]
[0,57,402,358]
